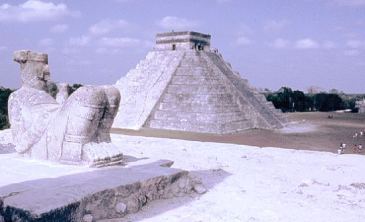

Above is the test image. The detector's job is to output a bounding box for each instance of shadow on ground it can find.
[0,143,15,154]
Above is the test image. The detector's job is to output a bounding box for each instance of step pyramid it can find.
[113,31,287,134]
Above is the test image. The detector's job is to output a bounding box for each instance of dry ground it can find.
[112,112,365,154]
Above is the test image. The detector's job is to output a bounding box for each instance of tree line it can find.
[265,87,362,113]
[0,87,13,130]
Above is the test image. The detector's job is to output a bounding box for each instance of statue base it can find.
[0,159,203,221]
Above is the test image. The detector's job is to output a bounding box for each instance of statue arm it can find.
[8,94,33,153]
[8,93,60,154]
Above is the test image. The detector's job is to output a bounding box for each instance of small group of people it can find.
[338,130,364,154]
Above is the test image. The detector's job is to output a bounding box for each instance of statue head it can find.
[13,50,50,91]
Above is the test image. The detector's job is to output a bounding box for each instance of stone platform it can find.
[0,159,198,222]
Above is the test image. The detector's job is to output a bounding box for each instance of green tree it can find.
[70,83,82,95]
[266,87,346,112]
[313,93,344,111]
[0,87,14,130]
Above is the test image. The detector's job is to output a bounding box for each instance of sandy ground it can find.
[1,112,365,221]
[109,133,365,222]
[0,129,14,154]
[112,112,365,154]
[1,130,365,222]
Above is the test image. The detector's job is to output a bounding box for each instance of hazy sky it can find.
[0,0,364,93]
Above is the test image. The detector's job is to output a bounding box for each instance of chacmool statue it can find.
[8,50,123,167]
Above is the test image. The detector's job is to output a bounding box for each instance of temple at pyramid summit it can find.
[113,31,287,134]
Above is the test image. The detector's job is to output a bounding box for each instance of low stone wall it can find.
[0,160,204,222]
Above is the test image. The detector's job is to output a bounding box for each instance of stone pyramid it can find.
[113,31,287,134]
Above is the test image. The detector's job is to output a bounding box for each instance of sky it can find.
[0,0,364,93]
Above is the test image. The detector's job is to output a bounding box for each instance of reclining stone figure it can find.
[8,50,123,167]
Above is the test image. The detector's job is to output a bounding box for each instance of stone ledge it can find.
[0,160,199,222]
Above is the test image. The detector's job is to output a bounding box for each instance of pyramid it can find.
[113,31,287,134]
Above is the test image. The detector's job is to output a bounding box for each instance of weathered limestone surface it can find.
[113,51,184,129]
[55,83,70,104]
[203,52,287,128]
[113,31,287,134]
[155,31,211,51]
[0,160,199,222]
[8,50,123,166]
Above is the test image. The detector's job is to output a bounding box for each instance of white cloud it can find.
[114,0,132,3]
[61,47,79,55]
[216,0,231,3]
[269,39,336,50]
[89,19,129,36]
[98,37,141,48]
[333,0,365,7]
[323,41,336,49]
[238,24,254,35]
[295,38,320,49]
[0,0,78,23]
[50,24,68,33]
[66,58,91,66]
[344,49,360,56]
[69,35,90,47]
[95,47,108,54]
[143,40,154,48]
[346,40,365,49]
[343,32,359,39]
[95,47,124,55]
[264,20,289,32]
[38,38,53,46]
[158,16,199,30]
[269,38,290,49]
[236,36,252,46]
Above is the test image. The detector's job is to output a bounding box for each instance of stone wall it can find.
[155,31,211,51]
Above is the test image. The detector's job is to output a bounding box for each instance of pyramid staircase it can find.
[143,51,286,133]
[146,51,251,133]
[204,52,288,128]
[113,50,184,129]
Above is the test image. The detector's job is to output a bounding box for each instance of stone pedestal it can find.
[0,160,200,222]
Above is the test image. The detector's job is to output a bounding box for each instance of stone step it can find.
[254,95,268,102]
[148,119,221,133]
[158,102,241,113]
[175,65,207,71]
[257,111,284,128]
[174,70,223,80]
[161,93,235,104]
[204,52,288,125]
[221,119,252,133]
[152,110,248,123]
[0,161,196,222]
[166,84,233,94]
[170,75,223,85]
[174,67,207,77]
[114,50,185,130]
[179,60,203,67]
[149,118,251,134]
[267,105,282,113]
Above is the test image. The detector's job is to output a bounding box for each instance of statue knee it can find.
[71,86,107,108]
[63,86,108,142]
[100,85,121,109]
